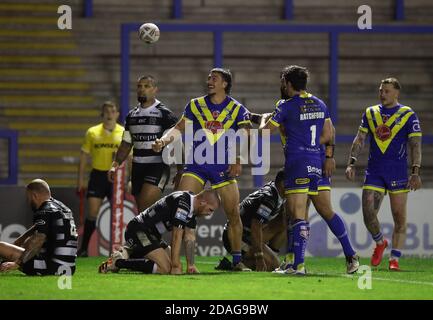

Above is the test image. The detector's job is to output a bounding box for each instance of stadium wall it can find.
[1,187,432,258]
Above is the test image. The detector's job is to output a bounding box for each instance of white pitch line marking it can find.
[197,260,433,286]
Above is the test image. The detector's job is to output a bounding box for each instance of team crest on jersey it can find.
[375,124,392,141]
[148,117,158,125]
[212,110,220,119]
[205,120,223,134]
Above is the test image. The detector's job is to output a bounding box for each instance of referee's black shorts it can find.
[87,169,112,199]
[131,163,170,196]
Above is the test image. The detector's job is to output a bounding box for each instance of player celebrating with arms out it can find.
[345,78,422,271]
[152,68,253,271]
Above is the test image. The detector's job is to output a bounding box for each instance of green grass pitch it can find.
[1,257,433,300]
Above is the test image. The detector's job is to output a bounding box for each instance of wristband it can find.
[348,156,357,166]
[325,144,335,158]
[411,165,420,175]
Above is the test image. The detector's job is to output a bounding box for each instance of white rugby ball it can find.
[138,23,160,44]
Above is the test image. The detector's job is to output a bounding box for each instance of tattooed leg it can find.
[362,189,385,242]
[389,192,408,250]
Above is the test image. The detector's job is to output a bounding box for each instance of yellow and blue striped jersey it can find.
[360,104,422,164]
[181,95,251,165]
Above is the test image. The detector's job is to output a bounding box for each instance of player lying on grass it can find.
[216,169,286,272]
[0,179,78,275]
[99,189,220,274]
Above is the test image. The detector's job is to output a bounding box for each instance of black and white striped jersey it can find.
[132,191,197,236]
[224,181,285,244]
[240,182,284,227]
[32,198,78,271]
[225,182,285,244]
[125,100,178,164]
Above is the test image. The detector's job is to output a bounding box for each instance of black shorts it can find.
[87,169,112,199]
[21,258,76,276]
[124,220,168,258]
[131,163,170,196]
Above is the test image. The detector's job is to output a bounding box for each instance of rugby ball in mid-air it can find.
[139,23,160,44]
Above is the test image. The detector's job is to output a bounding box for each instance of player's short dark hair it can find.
[211,68,232,94]
[381,77,401,90]
[101,101,118,112]
[137,75,158,87]
[281,65,309,91]
[275,169,285,185]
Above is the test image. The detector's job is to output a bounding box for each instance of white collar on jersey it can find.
[138,99,161,111]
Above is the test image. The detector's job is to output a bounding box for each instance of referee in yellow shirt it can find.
[77,101,124,257]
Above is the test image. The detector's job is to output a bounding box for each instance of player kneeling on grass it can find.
[99,189,220,274]
[0,179,78,275]
[216,170,286,272]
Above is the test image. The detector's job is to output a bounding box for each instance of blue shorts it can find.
[314,176,331,193]
[183,164,236,189]
[363,164,409,194]
[284,157,322,195]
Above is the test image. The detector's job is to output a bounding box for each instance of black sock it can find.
[80,218,96,251]
[115,259,155,273]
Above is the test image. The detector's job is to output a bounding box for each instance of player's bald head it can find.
[197,189,221,208]
[26,179,51,196]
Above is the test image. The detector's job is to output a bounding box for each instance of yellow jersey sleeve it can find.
[81,128,93,154]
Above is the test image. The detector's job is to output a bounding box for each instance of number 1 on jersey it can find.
[310,125,316,146]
